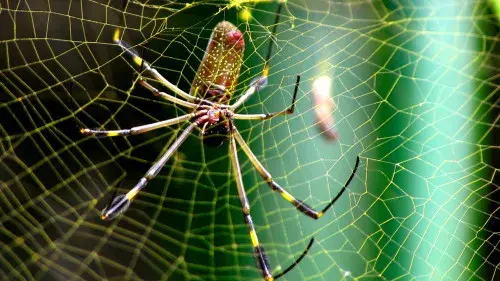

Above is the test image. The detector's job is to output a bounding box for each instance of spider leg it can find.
[233,76,300,120]
[137,79,199,109]
[230,127,316,280]
[232,127,359,220]
[113,29,216,106]
[230,4,283,110]
[230,75,269,110]
[229,132,273,280]
[81,113,195,138]
[264,3,283,76]
[273,237,314,280]
[100,122,196,220]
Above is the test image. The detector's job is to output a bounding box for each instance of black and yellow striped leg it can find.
[100,123,196,220]
[113,29,216,106]
[80,113,195,138]
[229,133,274,280]
[230,128,317,280]
[233,127,359,220]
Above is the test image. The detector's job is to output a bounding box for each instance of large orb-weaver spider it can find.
[81,5,359,281]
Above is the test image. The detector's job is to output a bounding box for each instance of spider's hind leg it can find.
[229,123,315,280]
[229,133,274,280]
[232,126,360,220]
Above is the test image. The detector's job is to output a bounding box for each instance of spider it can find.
[81,5,359,281]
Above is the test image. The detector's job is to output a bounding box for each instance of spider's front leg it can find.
[230,3,284,111]
[112,29,216,106]
[229,133,273,280]
[136,79,200,109]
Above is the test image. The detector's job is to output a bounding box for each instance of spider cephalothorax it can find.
[82,4,359,281]
[192,104,233,147]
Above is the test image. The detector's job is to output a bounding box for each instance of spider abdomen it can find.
[190,21,245,104]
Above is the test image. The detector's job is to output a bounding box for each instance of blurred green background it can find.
[0,0,498,281]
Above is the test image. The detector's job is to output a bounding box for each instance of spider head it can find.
[207,108,221,125]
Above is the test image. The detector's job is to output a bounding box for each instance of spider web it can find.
[0,0,498,280]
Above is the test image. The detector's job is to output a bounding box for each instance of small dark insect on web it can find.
[81,2,360,280]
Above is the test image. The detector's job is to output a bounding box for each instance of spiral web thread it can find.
[0,0,498,280]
